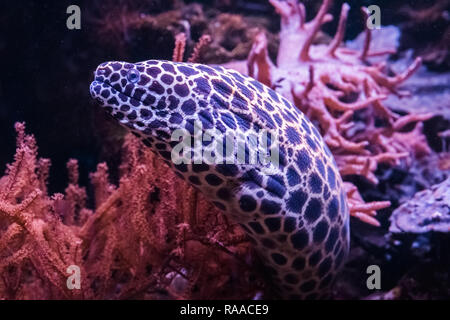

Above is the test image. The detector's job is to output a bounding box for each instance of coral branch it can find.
[269,0,299,30]
[324,94,387,112]
[299,0,332,61]
[0,190,40,222]
[344,182,390,227]
[247,31,275,87]
[172,33,186,62]
[188,34,211,63]
[173,33,213,65]
[298,65,314,99]
[360,7,372,61]
[368,57,422,89]
[328,3,350,57]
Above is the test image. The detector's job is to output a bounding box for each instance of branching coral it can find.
[222,0,434,226]
[172,32,211,63]
[0,124,261,299]
[0,123,84,299]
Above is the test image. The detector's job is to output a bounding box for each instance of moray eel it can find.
[90,60,350,299]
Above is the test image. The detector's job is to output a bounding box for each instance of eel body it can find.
[90,60,350,299]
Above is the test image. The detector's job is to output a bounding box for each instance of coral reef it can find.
[390,177,450,234]
[0,123,261,299]
[220,0,433,226]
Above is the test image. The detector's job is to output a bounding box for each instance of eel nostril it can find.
[97,68,107,75]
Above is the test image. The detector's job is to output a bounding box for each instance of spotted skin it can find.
[90,59,350,299]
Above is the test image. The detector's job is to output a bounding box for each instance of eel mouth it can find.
[90,79,144,108]
[90,78,119,99]
[89,80,104,100]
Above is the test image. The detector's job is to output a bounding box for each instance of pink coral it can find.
[0,123,261,299]
[223,0,433,226]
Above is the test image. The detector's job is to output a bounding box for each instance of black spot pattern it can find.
[239,195,257,212]
[300,280,316,293]
[167,96,179,109]
[193,77,211,97]
[327,166,336,190]
[309,251,322,267]
[260,199,281,215]
[248,221,264,234]
[174,83,189,97]
[286,190,308,214]
[292,257,306,270]
[325,227,339,253]
[231,92,248,111]
[217,188,231,200]
[304,198,322,223]
[291,229,309,250]
[265,217,281,232]
[296,149,311,172]
[161,74,174,84]
[216,164,238,176]
[313,220,329,243]
[178,66,198,76]
[284,217,297,233]
[221,113,236,129]
[266,175,286,198]
[286,167,301,186]
[149,81,164,95]
[327,197,339,220]
[271,253,287,265]
[161,63,176,73]
[205,174,223,186]
[188,176,201,185]
[286,127,301,144]
[181,99,196,115]
[147,67,161,77]
[210,93,227,109]
[212,79,233,98]
[318,257,332,277]
[309,173,322,193]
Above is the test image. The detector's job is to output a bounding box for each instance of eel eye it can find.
[127,69,140,83]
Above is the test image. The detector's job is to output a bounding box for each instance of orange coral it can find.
[0,123,84,299]
[172,33,187,62]
[173,32,211,63]
[0,123,262,299]
[223,0,433,226]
